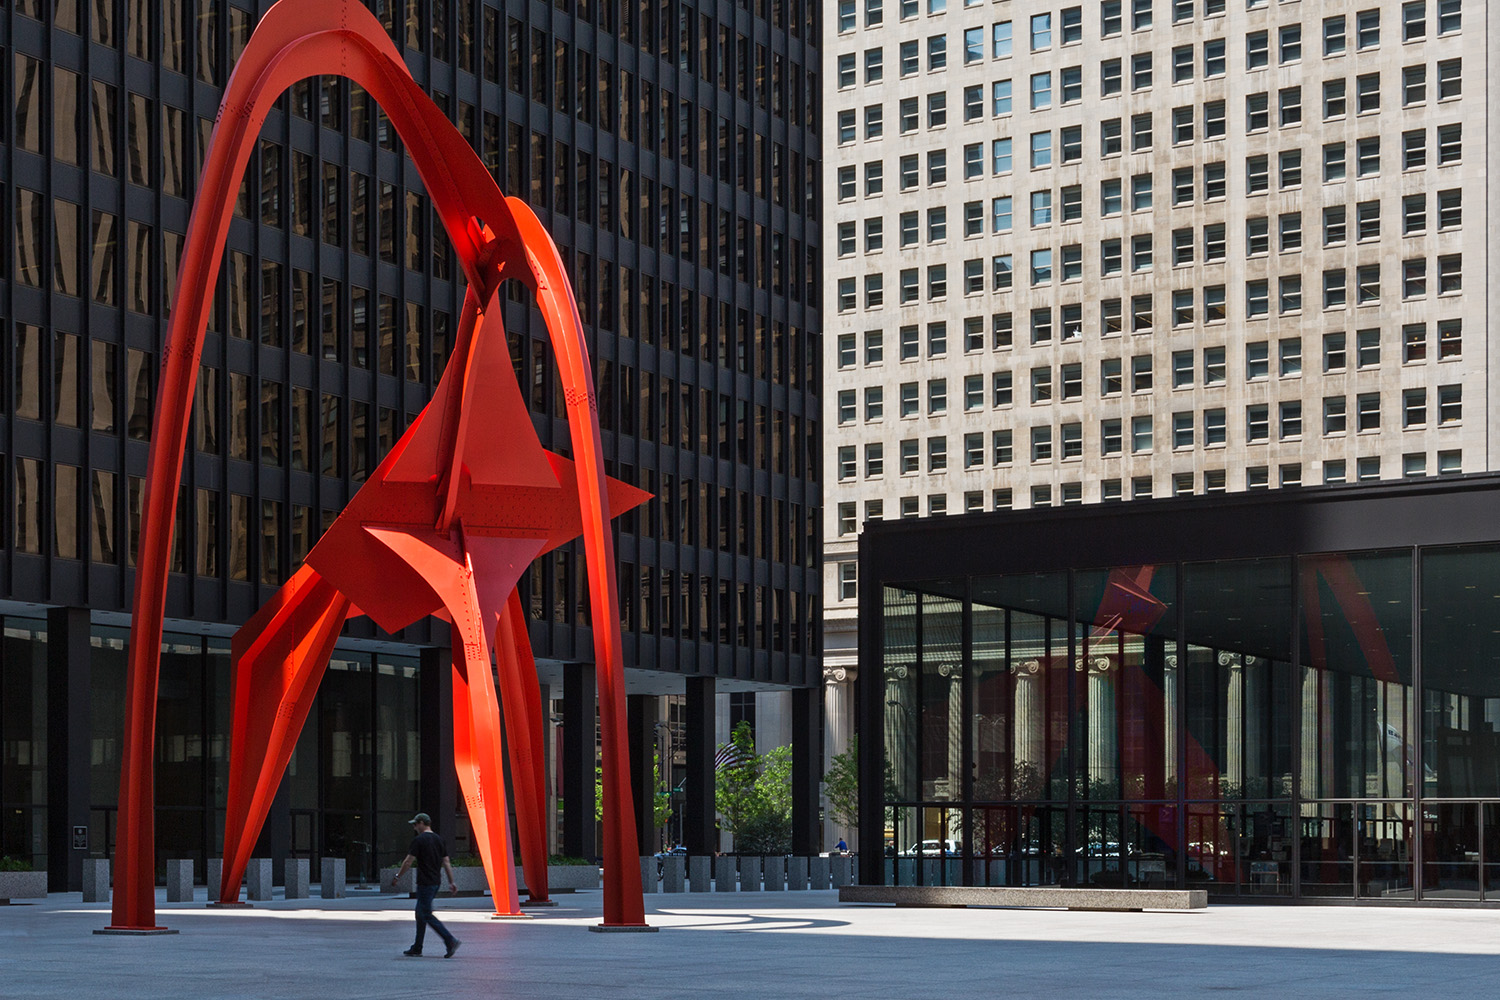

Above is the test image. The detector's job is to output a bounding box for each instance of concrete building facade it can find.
[821,0,1494,838]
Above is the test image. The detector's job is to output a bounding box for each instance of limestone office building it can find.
[0,0,823,892]
[820,0,1494,848]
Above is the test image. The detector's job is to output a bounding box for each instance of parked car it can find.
[901,839,961,856]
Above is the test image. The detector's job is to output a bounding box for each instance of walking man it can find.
[389,812,461,958]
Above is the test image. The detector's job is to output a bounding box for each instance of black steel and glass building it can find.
[1,0,822,890]
[858,475,1500,904]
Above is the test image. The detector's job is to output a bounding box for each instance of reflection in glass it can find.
[260,499,282,585]
[1300,803,1354,898]
[14,190,44,288]
[90,470,117,563]
[261,261,283,346]
[228,494,250,581]
[13,54,43,154]
[228,372,250,460]
[53,67,80,165]
[91,210,118,304]
[91,340,117,431]
[261,381,282,464]
[15,325,42,420]
[162,105,187,198]
[54,201,81,296]
[1300,551,1413,799]
[883,587,918,806]
[228,251,251,338]
[14,458,43,555]
[292,268,311,354]
[92,0,115,45]
[321,394,341,477]
[195,489,219,577]
[1185,559,1294,802]
[196,0,219,85]
[194,366,219,453]
[1422,544,1500,797]
[291,387,313,472]
[127,92,151,186]
[126,348,153,441]
[55,464,80,560]
[90,81,117,176]
[126,220,151,314]
[920,594,963,803]
[53,333,80,426]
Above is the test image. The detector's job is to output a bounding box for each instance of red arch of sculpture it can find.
[109,0,646,931]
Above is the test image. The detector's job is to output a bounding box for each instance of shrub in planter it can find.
[0,857,46,902]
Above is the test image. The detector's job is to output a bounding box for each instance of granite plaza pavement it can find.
[3,887,1498,999]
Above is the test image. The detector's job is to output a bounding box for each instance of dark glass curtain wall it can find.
[876,542,1500,903]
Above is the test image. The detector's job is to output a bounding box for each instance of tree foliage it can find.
[822,735,860,829]
[716,721,793,854]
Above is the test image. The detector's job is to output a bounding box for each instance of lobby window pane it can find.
[1299,551,1413,800]
[1423,803,1479,899]
[1484,804,1500,899]
[323,655,375,811]
[972,572,1071,803]
[2,620,50,870]
[887,805,920,884]
[157,637,205,812]
[1075,566,1178,802]
[89,629,129,810]
[921,592,963,802]
[375,656,421,814]
[1184,558,1295,801]
[1300,802,1355,897]
[1421,543,1500,797]
[883,587,919,804]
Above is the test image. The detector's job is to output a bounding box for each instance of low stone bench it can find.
[839,885,1207,912]
[0,870,47,903]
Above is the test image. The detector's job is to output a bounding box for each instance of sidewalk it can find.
[4,889,1498,999]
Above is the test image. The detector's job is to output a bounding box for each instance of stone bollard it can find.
[762,856,786,891]
[713,855,737,892]
[737,855,762,892]
[246,858,273,901]
[688,856,712,893]
[321,857,347,898]
[284,858,310,899]
[832,855,853,888]
[662,855,686,892]
[809,855,830,890]
[82,859,110,903]
[787,856,808,891]
[207,859,223,899]
[640,857,658,893]
[851,855,860,883]
[166,859,194,902]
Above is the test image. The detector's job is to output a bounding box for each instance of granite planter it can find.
[542,864,600,892]
[0,870,48,902]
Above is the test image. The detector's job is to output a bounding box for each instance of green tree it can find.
[593,751,673,829]
[822,735,860,829]
[716,721,793,854]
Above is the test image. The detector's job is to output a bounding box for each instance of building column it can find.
[419,646,458,846]
[823,666,855,850]
[46,606,91,893]
[561,662,596,861]
[683,676,716,856]
[628,695,660,855]
[791,686,822,856]
[539,682,559,856]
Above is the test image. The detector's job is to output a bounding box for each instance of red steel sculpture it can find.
[108,0,650,931]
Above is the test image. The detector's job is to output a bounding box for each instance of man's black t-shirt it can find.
[407,830,447,887]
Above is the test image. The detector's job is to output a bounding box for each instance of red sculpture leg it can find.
[494,590,550,902]
[505,197,647,926]
[367,527,522,915]
[221,567,352,902]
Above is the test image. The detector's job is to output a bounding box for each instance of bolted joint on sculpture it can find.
[109,0,650,932]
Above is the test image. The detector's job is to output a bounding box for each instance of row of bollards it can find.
[80,857,348,903]
[640,855,857,893]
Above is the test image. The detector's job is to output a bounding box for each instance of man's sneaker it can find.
[444,940,462,959]
[403,948,422,957]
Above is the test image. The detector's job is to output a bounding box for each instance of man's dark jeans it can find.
[413,883,456,952]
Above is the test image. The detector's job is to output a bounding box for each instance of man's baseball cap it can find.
[407,812,432,826]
